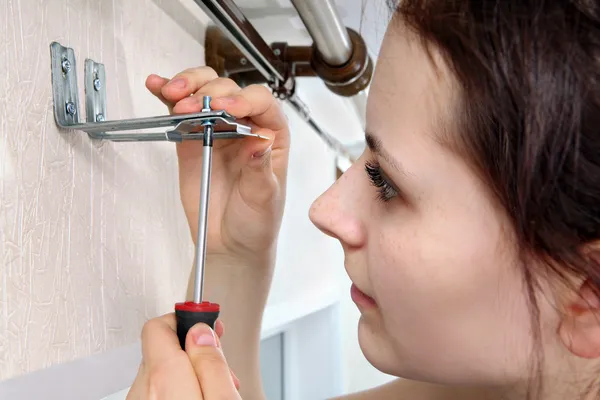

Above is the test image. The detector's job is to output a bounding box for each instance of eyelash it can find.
[365,160,398,202]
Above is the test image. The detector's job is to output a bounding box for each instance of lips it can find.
[350,283,377,308]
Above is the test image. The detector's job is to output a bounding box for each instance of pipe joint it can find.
[310,28,373,97]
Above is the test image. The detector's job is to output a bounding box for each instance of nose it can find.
[309,160,368,248]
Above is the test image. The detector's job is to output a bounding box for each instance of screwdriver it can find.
[175,95,221,350]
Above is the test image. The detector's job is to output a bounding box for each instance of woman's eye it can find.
[365,160,398,202]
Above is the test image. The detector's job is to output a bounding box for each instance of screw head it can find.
[274,49,281,56]
[65,102,76,116]
[93,78,102,91]
[61,59,71,73]
[240,57,248,65]
[95,114,105,122]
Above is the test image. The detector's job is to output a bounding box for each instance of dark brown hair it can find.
[388,0,600,398]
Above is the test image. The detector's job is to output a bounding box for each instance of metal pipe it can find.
[194,131,213,303]
[193,0,285,82]
[197,0,357,163]
[193,96,215,303]
[287,95,353,164]
[289,0,353,66]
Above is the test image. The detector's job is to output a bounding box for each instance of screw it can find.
[274,49,281,56]
[201,96,213,127]
[65,102,76,116]
[62,59,71,73]
[96,114,105,122]
[93,78,102,91]
[240,57,248,65]
[202,96,211,111]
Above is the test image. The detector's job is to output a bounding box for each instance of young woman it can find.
[126,1,600,399]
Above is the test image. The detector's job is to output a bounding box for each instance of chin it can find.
[356,315,441,383]
[357,317,512,387]
[356,314,403,377]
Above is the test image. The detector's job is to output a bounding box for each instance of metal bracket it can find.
[50,42,262,142]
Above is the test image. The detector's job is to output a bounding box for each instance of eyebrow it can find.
[365,132,405,174]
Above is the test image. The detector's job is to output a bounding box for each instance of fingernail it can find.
[253,143,273,158]
[191,324,217,347]
[167,78,186,89]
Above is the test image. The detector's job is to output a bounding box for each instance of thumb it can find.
[186,324,241,398]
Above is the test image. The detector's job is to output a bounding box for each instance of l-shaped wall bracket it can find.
[49,42,256,142]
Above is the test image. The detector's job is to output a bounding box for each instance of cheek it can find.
[370,205,510,315]
[365,202,535,383]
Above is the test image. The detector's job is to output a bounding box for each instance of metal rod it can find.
[195,0,358,163]
[87,132,172,141]
[289,0,353,66]
[193,136,213,303]
[193,97,215,303]
[193,0,285,82]
[84,131,246,142]
[59,111,227,133]
[286,95,353,164]
[53,109,263,142]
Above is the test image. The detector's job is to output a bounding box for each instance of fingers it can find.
[172,77,242,114]
[137,314,203,400]
[162,67,219,104]
[212,85,290,181]
[230,368,241,391]
[212,84,289,138]
[210,326,241,390]
[129,315,232,400]
[140,315,226,366]
[146,68,288,155]
[146,68,287,140]
[140,314,180,369]
[146,67,234,113]
[186,323,241,398]
[238,134,279,207]
[145,74,175,111]
[215,319,224,338]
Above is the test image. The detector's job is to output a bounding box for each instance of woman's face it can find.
[309,22,542,385]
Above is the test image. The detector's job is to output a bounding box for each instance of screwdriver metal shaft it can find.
[175,95,263,349]
[193,96,214,304]
[174,96,220,350]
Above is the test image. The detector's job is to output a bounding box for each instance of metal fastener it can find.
[240,57,248,65]
[65,102,76,115]
[93,78,102,91]
[201,96,213,126]
[62,59,71,73]
[274,49,281,56]
[96,114,105,122]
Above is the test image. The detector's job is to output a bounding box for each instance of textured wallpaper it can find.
[0,0,212,380]
[0,0,354,385]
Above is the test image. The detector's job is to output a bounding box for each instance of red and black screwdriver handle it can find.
[175,301,220,350]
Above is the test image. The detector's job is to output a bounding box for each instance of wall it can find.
[0,0,213,379]
[0,0,393,396]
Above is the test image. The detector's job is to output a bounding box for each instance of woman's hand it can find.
[145,68,290,266]
[144,67,287,398]
[126,315,240,400]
